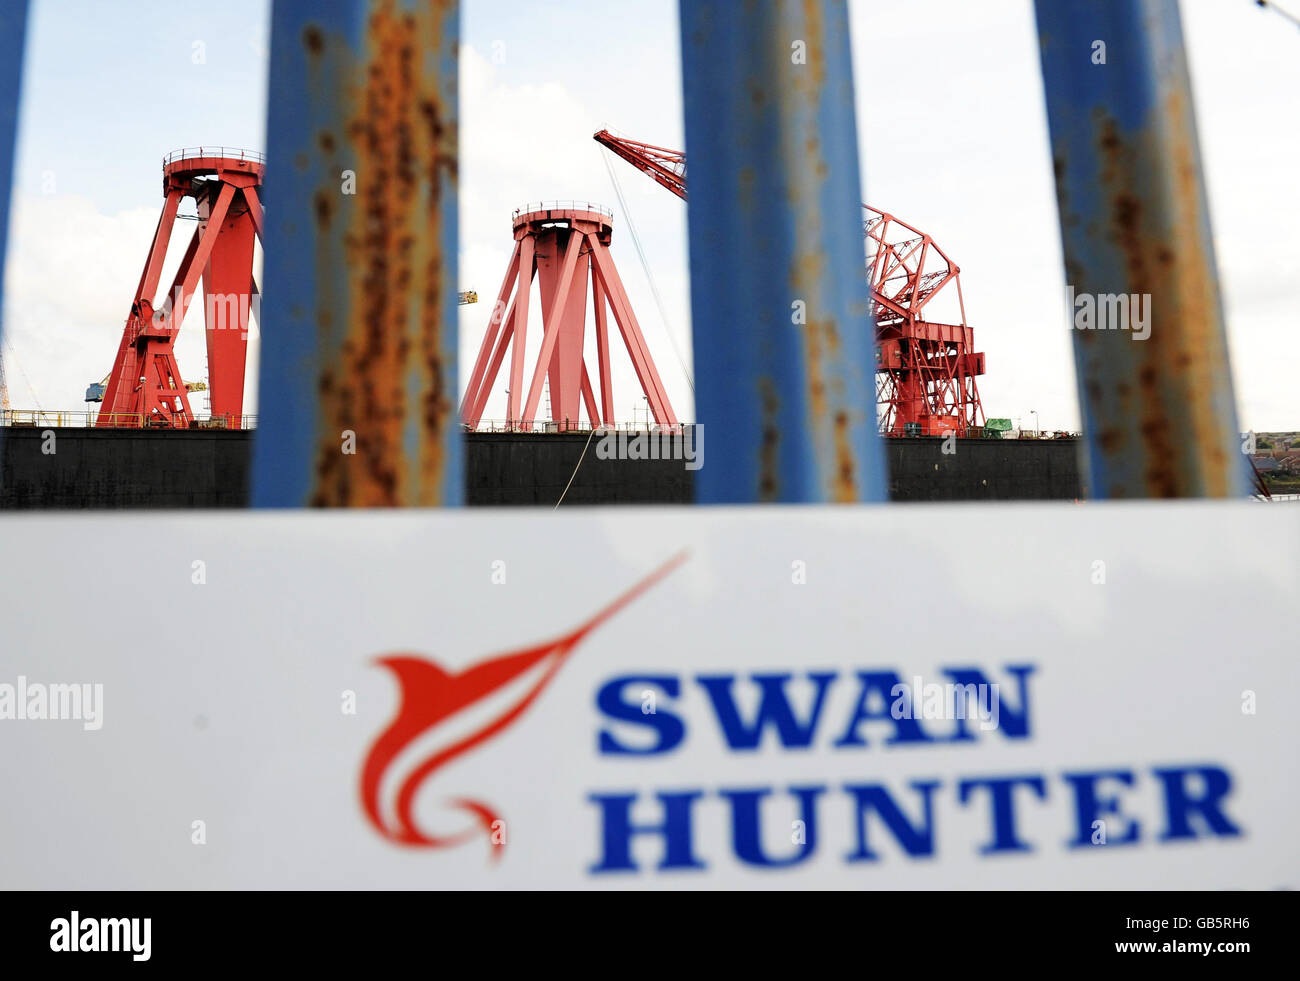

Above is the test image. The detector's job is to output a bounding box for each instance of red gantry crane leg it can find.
[97,148,265,429]
[593,128,986,437]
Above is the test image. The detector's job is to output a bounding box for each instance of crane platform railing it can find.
[512,201,614,220]
[469,419,686,435]
[163,146,266,167]
[1,409,257,430]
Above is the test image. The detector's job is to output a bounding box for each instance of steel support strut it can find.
[253,0,462,506]
[1035,0,1245,497]
[679,0,885,503]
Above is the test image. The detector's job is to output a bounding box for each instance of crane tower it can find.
[97,148,266,429]
[461,204,677,431]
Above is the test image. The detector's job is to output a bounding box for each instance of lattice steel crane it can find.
[593,128,986,437]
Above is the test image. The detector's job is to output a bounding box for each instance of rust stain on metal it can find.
[786,167,856,498]
[313,188,335,227]
[798,0,827,90]
[785,3,858,502]
[803,316,828,424]
[830,408,856,502]
[738,165,758,215]
[1079,94,1234,498]
[801,310,856,502]
[758,377,780,502]
[303,1,457,506]
[1161,82,1232,495]
[302,24,325,55]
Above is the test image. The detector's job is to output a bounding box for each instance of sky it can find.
[1,0,1297,433]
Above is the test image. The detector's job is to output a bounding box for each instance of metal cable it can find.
[600,149,694,395]
[554,426,598,509]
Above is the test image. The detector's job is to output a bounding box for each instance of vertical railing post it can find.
[253,0,462,507]
[679,0,885,504]
[1035,0,1245,498]
[0,0,29,450]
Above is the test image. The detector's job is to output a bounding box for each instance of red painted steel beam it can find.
[579,363,600,426]
[460,240,520,422]
[534,226,590,427]
[589,239,677,426]
[507,236,535,425]
[592,262,614,424]
[201,183,258,425]
[522,226,584,425]
[467,302,517,428]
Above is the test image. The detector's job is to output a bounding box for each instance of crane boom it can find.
[593,130,687,200]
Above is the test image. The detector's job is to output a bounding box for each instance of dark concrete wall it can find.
[471,433,1083,504]
[0,427,251,509]
[1,428,1082,508]
[467,432,692,506]
[885,436,1084,501]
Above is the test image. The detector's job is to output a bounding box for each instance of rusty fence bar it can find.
[678,0,885,504]
[1034,0,1246,498]
[0,0,28,456]
[252,0,462,507]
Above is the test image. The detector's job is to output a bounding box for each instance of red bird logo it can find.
[359,552,686,853]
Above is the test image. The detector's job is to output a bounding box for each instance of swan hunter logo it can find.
[359,553,686,853]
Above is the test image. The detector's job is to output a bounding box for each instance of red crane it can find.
[594,129,986,437]
[97,148,266,429]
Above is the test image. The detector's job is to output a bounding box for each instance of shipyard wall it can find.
[467,432,693,505]
[0,428,1082,508]
[885,436,1083,502]
[0,428,251,509]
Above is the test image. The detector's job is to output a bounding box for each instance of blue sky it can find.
[14,0,270,210]
[2,0,1297,432]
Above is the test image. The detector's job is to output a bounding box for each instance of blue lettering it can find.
[845,781,940,860]
[698,673,836,750]
[943,665,1035,741]
[588,791,706,872]
[957,775,1047,853]
[719,786,824,867]
[596,675,684,755]
[1155,766,1241,841]
[1063,769,1139,847]
[835,671,935,746]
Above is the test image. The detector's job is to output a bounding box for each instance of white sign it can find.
[0,504,1295,889]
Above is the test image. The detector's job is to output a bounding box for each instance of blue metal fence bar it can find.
[1035,0,1245,498]
[0,0,29,454]
[678,0,885,504]
[252,0,462,507]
